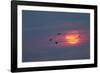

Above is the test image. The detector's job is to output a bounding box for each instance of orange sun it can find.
[65,33,80,45]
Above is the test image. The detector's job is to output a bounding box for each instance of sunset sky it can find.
[22,10,90,62]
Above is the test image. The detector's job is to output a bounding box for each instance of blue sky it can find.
[22,10,90,62]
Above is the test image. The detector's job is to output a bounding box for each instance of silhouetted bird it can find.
[57,33,62,35]
[55,42,58,44]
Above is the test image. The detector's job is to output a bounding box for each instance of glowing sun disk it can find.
[65,34,80,45]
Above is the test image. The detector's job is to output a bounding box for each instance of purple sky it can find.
[22,10,90,62]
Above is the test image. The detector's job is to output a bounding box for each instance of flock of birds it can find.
[48,32,81,45]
